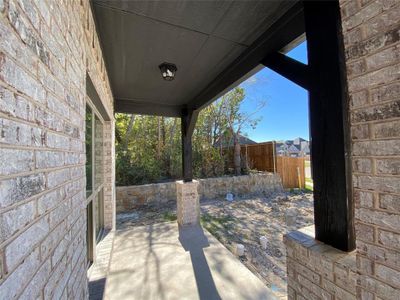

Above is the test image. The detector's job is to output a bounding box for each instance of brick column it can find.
[176,180,200,226]
[339,1,400,299]
[284,226,357,300]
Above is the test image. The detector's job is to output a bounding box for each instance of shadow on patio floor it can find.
[102,222,276,300]
[89,278,106,300]
[179,225,221,300]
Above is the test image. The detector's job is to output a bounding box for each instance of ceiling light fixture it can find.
[159,62,177,81]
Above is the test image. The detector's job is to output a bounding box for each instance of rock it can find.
[272,203,279,211]
[285,208,297,227]
[116,211,139,222]
[276,194,289,202]
[246,250,253,262]
[235,243,245,256]
[260,236,268,250]
[226,193,234,201]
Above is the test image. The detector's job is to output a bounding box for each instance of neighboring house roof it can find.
[214,134,257,148]
[287,144,300,154]
[300,143,310,154]
[293,137,306,145]
[275,137,310,156]
[284,140,293,146]
[276,143,288,151]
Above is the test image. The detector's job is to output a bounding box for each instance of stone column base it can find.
[176,180,200,226]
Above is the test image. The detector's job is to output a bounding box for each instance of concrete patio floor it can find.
[101,222,276,300]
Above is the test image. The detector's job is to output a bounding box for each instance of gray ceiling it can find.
[92,0,303,117]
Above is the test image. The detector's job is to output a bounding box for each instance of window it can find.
[95,114,104,189]
[94,190,104,242]
[85,101,105,266]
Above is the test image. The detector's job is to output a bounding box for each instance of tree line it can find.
[115,87,264,186]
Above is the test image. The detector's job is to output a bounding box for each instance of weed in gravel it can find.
[201,213,235,242]
[162,211,177,221]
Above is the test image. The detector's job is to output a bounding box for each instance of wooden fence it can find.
[275,156,305,189]
[241,142,276,172]
[239,142,306,189]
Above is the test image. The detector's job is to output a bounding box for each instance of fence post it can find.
[272,141,277,173]
[245,144,249,170]
[297,166,301,189]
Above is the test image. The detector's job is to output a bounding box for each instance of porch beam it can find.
[304,1,355,251]
[181,108,199,182]
[261,52,309,90]
[115,99,182,117]
[188,2,305,110]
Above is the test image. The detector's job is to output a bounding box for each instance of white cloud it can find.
[242,75,258,86]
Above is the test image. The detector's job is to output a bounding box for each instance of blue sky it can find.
[239,41,309,142]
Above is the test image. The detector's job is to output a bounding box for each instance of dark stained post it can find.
[304,1,355,251]
[261,51,310,90]
[181,108,199,182]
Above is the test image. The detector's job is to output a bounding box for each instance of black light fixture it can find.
[159,62,177,81]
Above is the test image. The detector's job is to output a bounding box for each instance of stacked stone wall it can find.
[116,172,283,213]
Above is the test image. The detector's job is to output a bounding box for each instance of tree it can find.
[114,87,264,185]
[219,87,265,175]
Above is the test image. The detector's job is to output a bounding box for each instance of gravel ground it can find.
[116,190,314,300]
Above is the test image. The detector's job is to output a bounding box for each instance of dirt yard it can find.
[116,190,314,300]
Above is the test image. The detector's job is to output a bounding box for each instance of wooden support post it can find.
[261,51,309,90]
[304,1,355,251]
[181,108,199,182]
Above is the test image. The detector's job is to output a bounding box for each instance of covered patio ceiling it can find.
[92,0,305,117]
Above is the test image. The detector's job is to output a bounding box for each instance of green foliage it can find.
[115,87,264,186]
[85,107,93,193]
[162,212,177,222]
[200,213,235,241]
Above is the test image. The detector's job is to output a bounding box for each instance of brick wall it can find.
[0,0,114,299]
[341,0,400,299]
[285,226,357,300]
[285,1,400,299]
